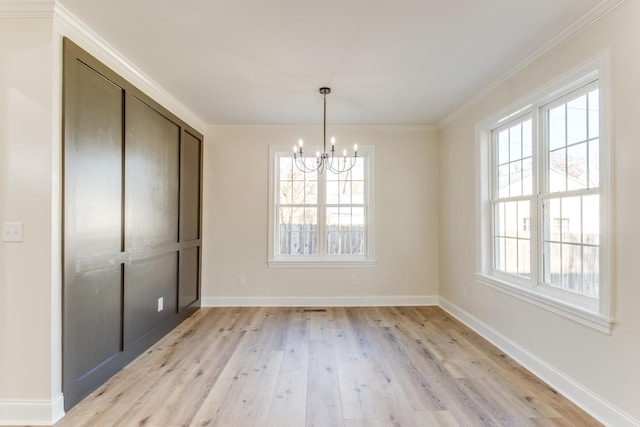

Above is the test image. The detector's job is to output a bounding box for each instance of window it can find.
[477,54,612,333]
[268,146,375,267]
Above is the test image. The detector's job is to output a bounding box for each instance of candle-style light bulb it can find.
[293,145,297,153]
[354,143,358,152]
[331,137,336,146]
[316,151,321,158]
[298,139,304,147]
[343,149,347,157]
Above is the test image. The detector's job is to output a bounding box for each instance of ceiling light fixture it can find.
[293,87,358,174]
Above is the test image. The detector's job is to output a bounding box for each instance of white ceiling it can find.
[57,0,610,126]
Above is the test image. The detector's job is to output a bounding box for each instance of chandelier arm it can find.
[326,155,357,174]
[294,155,322,174]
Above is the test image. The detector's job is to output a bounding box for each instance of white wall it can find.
[0,14,59,419]
[202,125,440,305]
[439,1,640,423]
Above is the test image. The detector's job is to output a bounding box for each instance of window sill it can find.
[477,273,614,334]
[267,259,376,269]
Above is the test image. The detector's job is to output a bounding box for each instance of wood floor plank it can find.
[266,370,308,427]
[306,339,344,427]
[280,309,310,371]
[53,306,602,427]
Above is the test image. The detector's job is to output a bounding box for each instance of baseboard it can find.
[202,295,439,307]
[438,297,639,427]
[0,393,65,426]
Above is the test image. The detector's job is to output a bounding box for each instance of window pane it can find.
[522,157,533,196]
[505,238,518,275]
[544,198,561,242]
[567,94,587,145]
[326,207,365,256]
[306,180,318,204]
[339,182,352,205]
[498,165,509,198]
[562,196,581,244]
[588,139,600,188]
[567,142,587,190]
[545,242,562,286]
[522,119,533,158]
[518,239,530,278]
[351,158,365,180]
[505,201,517,238]
[292,181,305,204]
[279,207,292,224]
[583,246,599,298]
[326,207,339,226]
[280,157,293,180]
[278,207,292,255]
[518,200,530,239]
[278,207,317,255]
[352,207,365,226]
[339,207,351,226]
[352,181,364,204]
[498,130,509,165]
[548,105,566,150]
[583,194,599,245]
[549,149,566,193]
[326,180,339,204]
[509,161,522,197]
[279,181,292,204]
[562,243,582,292]
[292,160,308,180]
[509,123,522,162]
[494,237,505,271]
[495,202,505,237]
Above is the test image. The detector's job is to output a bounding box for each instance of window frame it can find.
[476,52,613,334]
[268,145,376,268]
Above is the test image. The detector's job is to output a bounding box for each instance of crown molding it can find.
[207,124,438,133]
[438,0,625,129]
[0,0,53,17]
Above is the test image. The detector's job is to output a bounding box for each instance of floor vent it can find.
[302,309,327,312]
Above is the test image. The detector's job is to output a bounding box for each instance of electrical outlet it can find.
[350,274,358,286]
[2,222,23,242]
[158,297,164,312]
[238,276,245,286]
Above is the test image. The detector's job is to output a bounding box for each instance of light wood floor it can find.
[53,306,601,427]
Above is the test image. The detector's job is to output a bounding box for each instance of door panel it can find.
[179,247,199,309]
[181,131,201,241]
[70,266,123,379]
[63,58,124,396]
[125,253,178,345]
[125,96,180,250]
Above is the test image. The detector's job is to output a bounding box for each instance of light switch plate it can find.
[2,222,23,242]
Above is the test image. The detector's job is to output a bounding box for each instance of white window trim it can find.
[476,50,613,334]
[267,145,376,268]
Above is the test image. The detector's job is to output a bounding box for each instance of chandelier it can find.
[293,87,358,174]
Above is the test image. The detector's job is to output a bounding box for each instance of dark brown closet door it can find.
[179,131,202,309]
[124,96,180,345]
[62,56,125,406]
[62,38,202,411]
